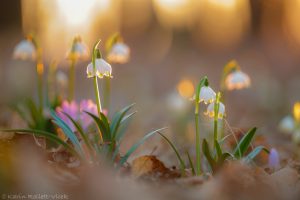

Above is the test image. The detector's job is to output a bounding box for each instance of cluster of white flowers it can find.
[196,84,225,119]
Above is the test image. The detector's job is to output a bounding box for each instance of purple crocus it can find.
[56,100,79,131]
[268,148,280,169]
[79,99,98,130]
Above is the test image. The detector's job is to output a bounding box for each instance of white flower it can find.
[199,86,216,104]
[279,116,295,134]
[67,40,89,60]
[86,58,112,78]
[56,70,68,87]
[205,102,225,119]
[107,43,130,64]
[292,130,300,144]
[225,70,250,90]
[13,39,36,60]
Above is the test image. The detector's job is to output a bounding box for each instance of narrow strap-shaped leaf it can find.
[120,112,137,124]
[202,139,216,172]
[186,151,196,176]
[84,111,110,141]
[50,110,84,156]
[218,152,233,164]
[115,112,136,142]
[215,140,222,159]
[110,112,137,157]
[233,127,257,158]
[100,112,110,131]
[119,127,167,166]
[158,132,186,176]
[110,103,135,140]
[10,104,32,126]
[244,146,269,164]
[0,129,79,158]
[63,112,94,152]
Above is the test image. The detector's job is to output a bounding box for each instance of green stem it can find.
[213,93,221,149]
[68,59,76,101]
[103,78,111,112]
[194,102,201,176]
[93,76,102,118]
[213,116,218,148]
[93,76,104,144]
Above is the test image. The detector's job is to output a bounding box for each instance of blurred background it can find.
[0,0,300,145]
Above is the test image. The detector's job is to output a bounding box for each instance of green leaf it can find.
[100,112,110,132]
[215,140,222,159]
[119,127,167,166]
[158,132,186,176]
[202,139,216,172]
[116,112,136,141]
[195,76,208,103]
[63,112,94,153]
[10,104,32,126]
[233,127,257,159]
[84,111,111,141]
[105,32,120,53]
[186,151,196,176]
[244,146,269,164]
[110,103,135,140]
[110,112,136,161]
[218,152,233,164]
[0,129,79,157]
[50,110,84,156]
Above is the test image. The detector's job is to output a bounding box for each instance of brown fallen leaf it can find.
[131,155,180,180]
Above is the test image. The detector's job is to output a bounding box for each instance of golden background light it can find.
[121,0,153,36]
[284,0,300,47]
[21,0,120,60]
[193,0,251,49]
[153,0,196,29]
[57,0,110,26]
[294,102,300,122]
[177,79,194,98]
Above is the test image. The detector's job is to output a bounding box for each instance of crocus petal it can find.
[268,148,280,169]
[79,99,98,130]
[56,100,79,131]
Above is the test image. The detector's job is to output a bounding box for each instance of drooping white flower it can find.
[56,70,68,87]
[13,39,36,60]
[279,116,295,134]
[199,86,216,104]
[225,70,250,90]
[205,102,225,119]
[86,58,112,78]
[67,38,89,60]
[107,43,130,64]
